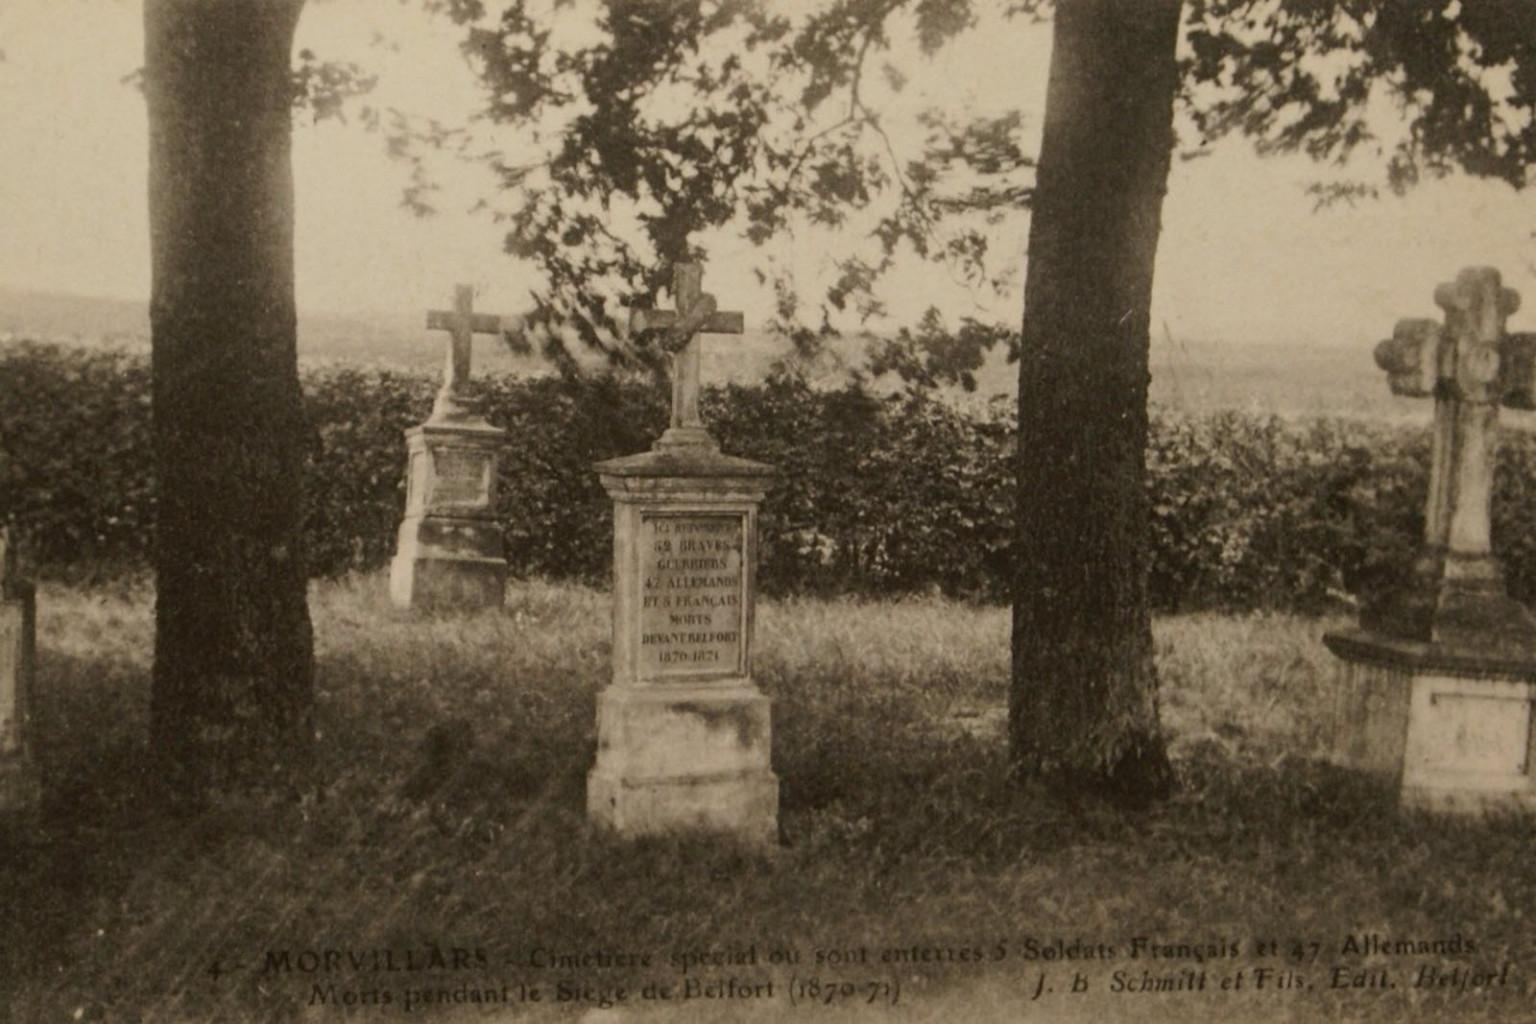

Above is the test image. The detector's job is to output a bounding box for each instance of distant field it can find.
[1,284,1450,423]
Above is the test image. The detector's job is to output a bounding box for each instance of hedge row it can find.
[5,339,1531,612]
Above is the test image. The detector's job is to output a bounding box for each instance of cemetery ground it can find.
[1,575,1533,1023]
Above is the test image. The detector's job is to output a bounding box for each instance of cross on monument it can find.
[630,262,745,451]
[1372,265,1536,648]
[424,285,510,424]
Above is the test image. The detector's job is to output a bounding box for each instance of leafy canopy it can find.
[336,1,1536,381]
[389,0,1040,378]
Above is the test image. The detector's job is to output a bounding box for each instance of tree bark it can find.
[1010,0,1182,805]
[144,0,313,794]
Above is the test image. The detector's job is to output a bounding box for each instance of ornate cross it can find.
[425,285,511,424]
[1372,266,1536,647]
[630,262,744,451]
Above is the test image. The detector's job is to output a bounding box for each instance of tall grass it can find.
[1,577,1532,1023]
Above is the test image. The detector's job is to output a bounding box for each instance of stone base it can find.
[389,544,506,613]
[1362,550,1536,655]
[389,417,507,613]
[588,683,778,843]
[1324,629,1536,814]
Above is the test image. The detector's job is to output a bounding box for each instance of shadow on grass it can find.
[4,599,1535,1022]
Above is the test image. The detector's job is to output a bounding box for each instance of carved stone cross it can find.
[1372,266,1536,647]
[630,263,745,451]
[425,285,506,424]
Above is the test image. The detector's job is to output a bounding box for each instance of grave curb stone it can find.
[1324,628,1536,813]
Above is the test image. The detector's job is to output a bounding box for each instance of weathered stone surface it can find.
[1373,318,1440,399]
[588,263,778,842]
[598,455,772,690]
[1330,266,1536,815]
[1360,267,1536,652]
[1325,630,1536,814]
[390,420,507,612]
[588,684,777,842]
[589,456,778,841]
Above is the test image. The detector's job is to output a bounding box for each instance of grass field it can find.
[3,577,1533,1023]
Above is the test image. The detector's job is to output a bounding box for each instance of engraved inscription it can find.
[431,449,489,506]
[638,513,745,678]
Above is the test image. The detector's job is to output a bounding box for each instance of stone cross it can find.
[424,285,505,424]
[630,263,744,450]
[1372,266,1536,647]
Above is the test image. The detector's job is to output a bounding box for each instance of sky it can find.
[2,0,1535,351]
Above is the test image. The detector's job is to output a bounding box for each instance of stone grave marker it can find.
[587,261,778,842]
[1325,266,1536,813]
[389,285,516,612]
[0,527,37,809]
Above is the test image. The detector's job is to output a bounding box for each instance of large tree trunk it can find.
[144,0,313,794]
[1010,0,1182,805]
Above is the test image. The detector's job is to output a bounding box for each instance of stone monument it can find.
[390,286,512,612]
[588,262,779,842]
[1325,266,1536,813]
[0,527,37,810]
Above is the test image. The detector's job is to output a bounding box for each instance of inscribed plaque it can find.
[432,449,489,506]
[637,513,746,679]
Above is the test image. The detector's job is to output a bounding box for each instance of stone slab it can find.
[1325,628,1536,814]
[588,685,778,842]
[391,420,507,612]
[602,478,767,689]
[592,683,772,779]
[588,770,778,844]
[636,511,747,681]
[402,422,505,518]
[389,551,506,613]
[589,447,779,843]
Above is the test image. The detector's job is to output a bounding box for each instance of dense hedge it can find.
[9,339,1536,612]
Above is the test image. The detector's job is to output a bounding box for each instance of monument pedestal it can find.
[1326,267,1536,814]
[390,419,507,612]
[1324,629,1536,813]
[0,581,37,810]
[589,447,778,843]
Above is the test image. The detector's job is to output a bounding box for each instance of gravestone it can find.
[588,262,778,842]
[389,286,514,612]
[0,528,37,810]
[1325,266,1536,813]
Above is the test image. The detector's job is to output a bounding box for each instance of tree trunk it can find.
[144,0,313,795]
[1010,0,1182,805]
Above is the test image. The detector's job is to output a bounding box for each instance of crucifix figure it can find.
[630,262,745,451]
[424,285,506,424]
[1372,265,1536,648]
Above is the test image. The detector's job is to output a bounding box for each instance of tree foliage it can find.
[395,0,1039,376]
[367,2,1536,363]
[1183,1,1536,198]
